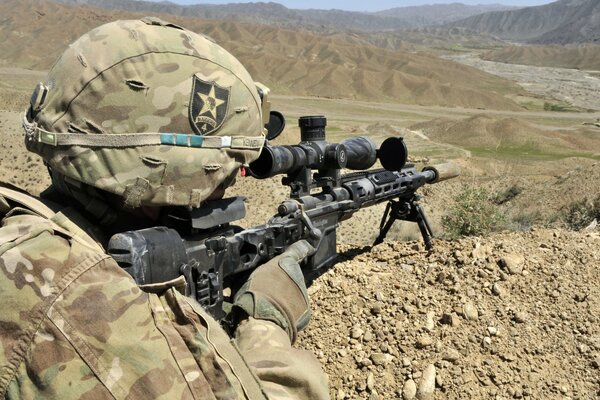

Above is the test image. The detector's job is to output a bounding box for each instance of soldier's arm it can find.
[232,241,330,400]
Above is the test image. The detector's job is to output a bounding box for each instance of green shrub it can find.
[543,102,568,112]
[562,195,600,230]
[442,186,506,238]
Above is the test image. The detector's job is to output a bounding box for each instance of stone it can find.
[371,352,391,366]
[371,302,383,315]
[351,326,364,339]
[402,379,417,400]
[416,336,434,348]
[492,282,506,297]
[425,311,436,332]
[463,302,479,321]
[440,313,460,327]
[367,372,375,391]
[514,311,527,323]
[442,348,461,363]
[499,254,524,275]
[416,364,436,400]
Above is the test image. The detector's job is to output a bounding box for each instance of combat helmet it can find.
[23,17,267,210]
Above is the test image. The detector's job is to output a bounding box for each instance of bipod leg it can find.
[413,203,434,251]
[373,201,396,247]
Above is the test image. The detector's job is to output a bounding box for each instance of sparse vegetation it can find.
[543,102,569,112]
[442,185,506,238]
[562,195,600,230]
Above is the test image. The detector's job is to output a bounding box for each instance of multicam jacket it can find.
[0,184,329,399]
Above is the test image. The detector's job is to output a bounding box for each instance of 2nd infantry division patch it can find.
[189,75,230,135]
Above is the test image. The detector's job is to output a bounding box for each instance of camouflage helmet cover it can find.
[24,18,265,208]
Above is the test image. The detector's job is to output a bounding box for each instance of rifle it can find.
[108,115,459,319]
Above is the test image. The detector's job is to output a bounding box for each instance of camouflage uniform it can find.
[1,18,329,400]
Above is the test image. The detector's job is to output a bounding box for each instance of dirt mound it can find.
[481,45,600,71]
[0,0,524,109]
[298,229,600,399]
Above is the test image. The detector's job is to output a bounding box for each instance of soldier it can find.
[0,18,329,399]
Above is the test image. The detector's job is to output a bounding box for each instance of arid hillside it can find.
[0,0,525,109]
[449,0,600,44]
[480,45,600,71]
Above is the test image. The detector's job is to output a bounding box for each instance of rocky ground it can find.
[298,229,600,399]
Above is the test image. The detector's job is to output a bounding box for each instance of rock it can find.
[487,326,498,336]
[371,352,392,366]
[416,364,436,400]
[366,372,375,391]
[364,331,374,342]
[402,379,417,400]
[360,358,373,368]
[371,302,383,315]
[471,243,490,260]
[425,311,436,332]
[401,263,415,273]
[492,282,506,297]
[351,326,364,339]
[403,303,417,315]
[584,218,597,231]
[442,348,461,363]
[499,254,524,275]
[336,389,346,400]
[591,355,599,369]
[440,313,460,327]
[514,311,527,323]
[463,302,479,321]
[402,357,412,367]
[416,336,434,348]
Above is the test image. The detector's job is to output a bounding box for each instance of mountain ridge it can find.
[449,0,600,44]
[51,0,517,32]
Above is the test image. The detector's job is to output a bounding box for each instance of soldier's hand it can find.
[233,240,315,343]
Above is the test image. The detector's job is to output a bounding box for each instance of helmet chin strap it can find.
[49,167,118,227]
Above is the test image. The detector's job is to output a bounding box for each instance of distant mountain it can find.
[0,0,524,110]
[374,3,516,26]
[449,0,600,44]
[51,0,518,32]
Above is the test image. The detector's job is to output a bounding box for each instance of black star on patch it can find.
[189,76,230,135]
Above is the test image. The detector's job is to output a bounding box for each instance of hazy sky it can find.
[155,0,556,12]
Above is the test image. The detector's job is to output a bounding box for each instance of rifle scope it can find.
[248,115,408,179]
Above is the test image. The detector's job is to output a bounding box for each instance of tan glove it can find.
[233,240,315,344]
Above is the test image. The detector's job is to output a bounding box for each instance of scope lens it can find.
[378,137,408,171]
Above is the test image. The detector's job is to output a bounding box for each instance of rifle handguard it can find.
[423,163,461,183]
